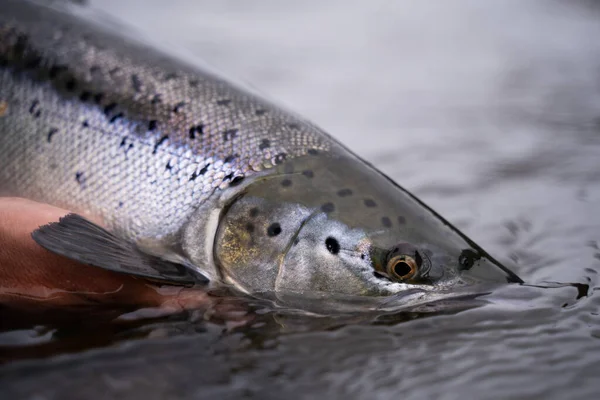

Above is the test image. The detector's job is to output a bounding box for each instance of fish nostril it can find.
[458,249,480,271]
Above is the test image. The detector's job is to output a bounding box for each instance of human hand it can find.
[0,197,248,324]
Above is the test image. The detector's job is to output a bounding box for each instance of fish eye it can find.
[386,255,418,281]
[325,237,340,255]
[382,243,430,282]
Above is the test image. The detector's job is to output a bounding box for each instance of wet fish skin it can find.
[0,0,334,241]
[0,0,521,300]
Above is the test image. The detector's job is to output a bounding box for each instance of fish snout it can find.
[456,249,523,284]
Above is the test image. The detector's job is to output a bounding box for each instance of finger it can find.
[0,197,208,312]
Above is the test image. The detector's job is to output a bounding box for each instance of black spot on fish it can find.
[364,199,377,208]
[148,120,158,131]
[65,79,76,92]
[164,72,178,81]
[302,170,314,178]
[255,109,267,116]
[223,154,238,163]
[47,128,58,143]
[29,100,39,115]
[172,101,185,113]
[245,223,255,233]
[216,99,231,106]
[307,149,319,155]
[75,171,85,186]
[109,113,123,124]
[287,122,300,130]
[103,102,117,115]
[281,179,292,187]
[381,217,392,228]
[249,208,259,218]
[397,216,406,225]
[153,135,168,154]
[119,137,133,156]
[325,237,340,255]
[189,124,203,139]
[267,223,282,237]
[199,164,210,175]
[189,79,200,87]
[80,91,91,101]
[94,93,104,104]
[224,172,234,181]
[131,74,142,92]
[230,175,245,186]
[274,153,287,165]
[337,188,353,197]
[321,202,335,213]
[259,139,271,150]
[222,129,238,142]
[118,201,124,209]
[82,120,89,128]
[189,171,200,182]
[151,94,162,105]
[165,159,173,171]
[190,164,210,181]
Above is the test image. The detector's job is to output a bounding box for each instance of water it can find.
[2,0,600,398]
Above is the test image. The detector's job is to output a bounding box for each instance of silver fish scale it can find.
[0,1,336,239]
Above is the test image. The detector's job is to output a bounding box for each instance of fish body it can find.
[0,0,521,306]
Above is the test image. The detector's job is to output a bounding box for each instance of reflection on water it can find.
[2,0,600,399]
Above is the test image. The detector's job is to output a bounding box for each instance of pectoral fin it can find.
[32,214,203,285]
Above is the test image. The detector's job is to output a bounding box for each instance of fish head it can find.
[212,152,522,300]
